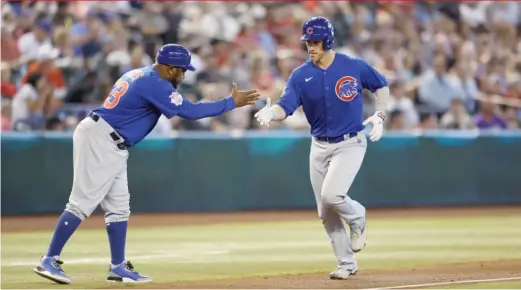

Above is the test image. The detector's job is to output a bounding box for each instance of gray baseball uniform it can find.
[65,115,130,223]
[309,133,367,269]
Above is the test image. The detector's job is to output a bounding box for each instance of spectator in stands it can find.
[387,79,419,130]
[474,98,508,130]
[17,19,54,64]
[21,46,67,113]
[127,2,169,47]
[52,1,74,28]
[63,71,98,104]
[11,72,49,131]
[1,100,12,131]
[503,107,520,129]
[449,54,480,113]
[70,9,103,59]
[417,113,439,131]
[45,116,65,131]
[1,62,16,99]
[387,110,407,131]
[119,43,153,75]
[1,1,519,133]
[440,98,476,130]
[418,53,464,113]
[1,27,21,68]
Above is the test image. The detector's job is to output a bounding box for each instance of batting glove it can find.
[362,111,386,142]
[254,97,274,127]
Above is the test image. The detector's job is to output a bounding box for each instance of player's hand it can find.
[254,97,274,127]
[231,82,261,107]
[362,111,386,142]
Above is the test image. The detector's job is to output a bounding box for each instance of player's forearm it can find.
[373,86,390,113]
[270,105,287,121]
[180,97,236,120]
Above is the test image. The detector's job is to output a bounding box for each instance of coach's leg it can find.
[101,156,151,283]
[320,132,367,251]
[101,158,130,267]
[309,139,357,277]
[35,120,119,284]
[47,122,117,256]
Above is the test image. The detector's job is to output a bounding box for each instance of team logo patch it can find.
[335,76,358,102]
[306,26,313,35]
[170,92,183,106]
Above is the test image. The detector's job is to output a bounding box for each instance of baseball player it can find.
[33,44,260,284]
[255,17,389,280]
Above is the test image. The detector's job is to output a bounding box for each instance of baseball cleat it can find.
[350,220,367,253]
[107,261,152,283]
[329,267,358,280]
[33,256,72,284]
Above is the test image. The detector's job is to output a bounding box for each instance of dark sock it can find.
[46,211,82,257]
[106,221,128,265]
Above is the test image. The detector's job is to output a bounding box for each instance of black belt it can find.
[315,132,357,144]
[88,112,127,150]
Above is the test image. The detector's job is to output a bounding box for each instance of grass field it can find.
[2,208,521,289]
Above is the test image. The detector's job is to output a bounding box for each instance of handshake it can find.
[254,97,385,142]
[254,98,276,127]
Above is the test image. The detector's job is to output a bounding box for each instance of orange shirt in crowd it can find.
[21,61,66,98]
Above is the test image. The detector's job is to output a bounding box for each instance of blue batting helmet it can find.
[156,44,196,71]
[300,17,335,50]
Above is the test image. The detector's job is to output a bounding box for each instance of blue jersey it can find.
[277,53,388,137]
[93,66,236,147]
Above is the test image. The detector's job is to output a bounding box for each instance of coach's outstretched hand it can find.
[231,82,261,107]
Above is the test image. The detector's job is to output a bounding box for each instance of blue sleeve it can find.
[177,97,236,120]
[277,72,302,117]
[146,82,236,120]
[358,59,389,93]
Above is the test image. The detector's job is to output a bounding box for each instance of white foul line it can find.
[3,250,229,267]
[363,276,521,290]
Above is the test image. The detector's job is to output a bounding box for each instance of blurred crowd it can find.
[1,1,521,135]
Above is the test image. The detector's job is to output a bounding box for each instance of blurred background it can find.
[2,0,521,135]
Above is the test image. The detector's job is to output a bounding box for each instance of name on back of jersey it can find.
[126,69,145,82]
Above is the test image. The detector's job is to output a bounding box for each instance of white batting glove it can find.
[254,97,274,127]
[362,111,386,142]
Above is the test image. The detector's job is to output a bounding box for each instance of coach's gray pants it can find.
[65,116,130,223]
[309,132,367,270]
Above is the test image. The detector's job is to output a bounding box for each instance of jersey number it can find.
[103,80,129,109]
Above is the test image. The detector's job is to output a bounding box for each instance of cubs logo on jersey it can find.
[335,76,358,102]
[169,92,183,106]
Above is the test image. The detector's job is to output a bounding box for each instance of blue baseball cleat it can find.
[33,256,72,284]
[107,261,152,283]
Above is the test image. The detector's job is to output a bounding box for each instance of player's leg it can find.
[309,139,358,280]
[100,161,151,283]
[320,133,367,253]
[34,119,124,284]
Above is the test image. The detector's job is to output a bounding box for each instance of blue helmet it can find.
[300,17,335,50]
[156,44,196,71]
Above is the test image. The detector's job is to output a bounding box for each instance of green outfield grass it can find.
[2,212,521,289]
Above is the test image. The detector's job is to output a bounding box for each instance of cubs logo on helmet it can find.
[335,76,358,102]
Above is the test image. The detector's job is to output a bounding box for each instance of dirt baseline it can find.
[2,206,520,289]
[165,259,521,289]
[2,205,520,233]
